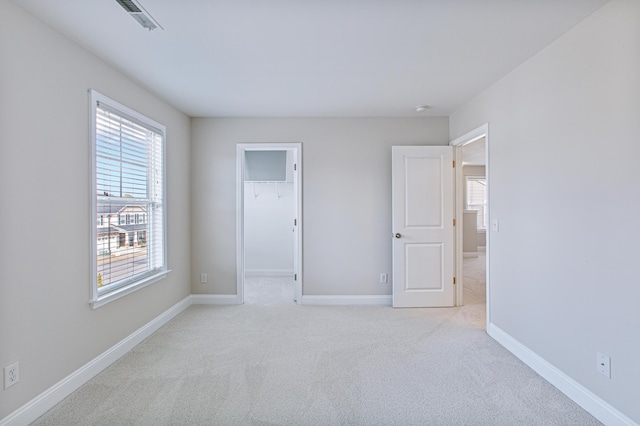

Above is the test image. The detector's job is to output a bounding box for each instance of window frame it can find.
[465,175,487,231]
[89,90,169,309]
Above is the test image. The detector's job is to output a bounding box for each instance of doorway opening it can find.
[236,143,302,305]
[451,124,489,328]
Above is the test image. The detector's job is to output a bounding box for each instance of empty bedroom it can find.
[1,0,638,425]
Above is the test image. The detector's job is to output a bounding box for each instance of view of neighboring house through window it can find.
[466,176,487,230]
[90,90,167,307]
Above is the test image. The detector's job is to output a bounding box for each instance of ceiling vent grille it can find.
[115,0,142,13]
[114,0,163,31]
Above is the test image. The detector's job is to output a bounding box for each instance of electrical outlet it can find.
[4,362,19,389]
[200,273,207,283]
[380,273,388,284]
[597,352,611,378]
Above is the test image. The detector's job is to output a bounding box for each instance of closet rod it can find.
[248,181,289,199]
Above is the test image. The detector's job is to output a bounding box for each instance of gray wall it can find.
[450,0,640,421]
[0,2,192,418]
[191,117,449,296]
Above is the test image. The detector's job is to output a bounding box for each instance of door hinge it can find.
[453,218,456,226]
[294,164,297,171]
[453,277,456,285]
[452,160,455,168]
[294,218,297,226]
[294,274,297,281]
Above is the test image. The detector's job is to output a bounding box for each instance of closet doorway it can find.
[236,143,302,304]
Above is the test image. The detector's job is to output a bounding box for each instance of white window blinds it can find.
[466,176,487,230]
[90,90,167,307]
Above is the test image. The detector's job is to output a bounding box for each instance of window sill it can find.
[90,269,171,309]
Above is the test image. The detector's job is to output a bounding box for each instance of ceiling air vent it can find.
[115,0,163,31]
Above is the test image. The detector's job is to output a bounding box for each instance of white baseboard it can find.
[0,296,192,426]
[190,294,241,305]
[463,252,479,258]
[301,295,392,306]
[244,269,294,277]
[487,323,638,426]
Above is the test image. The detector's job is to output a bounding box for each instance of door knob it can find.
[395,233,401,238]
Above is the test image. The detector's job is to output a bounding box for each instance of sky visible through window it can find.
[96,109,150,199]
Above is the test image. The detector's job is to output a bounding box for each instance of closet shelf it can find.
[246,181,291,199]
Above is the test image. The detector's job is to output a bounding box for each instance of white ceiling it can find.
[13,0,607,117]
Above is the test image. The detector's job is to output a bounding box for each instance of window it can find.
[466,176,487,230]
[90,90,167,308]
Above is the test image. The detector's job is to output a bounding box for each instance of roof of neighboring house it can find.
[116,224,147,232]
[97,225,126,236]
[97,224,145,235]
[97,204,147,215]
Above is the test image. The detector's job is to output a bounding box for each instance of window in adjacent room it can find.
[466,176,487,230]
[90,90,167,308]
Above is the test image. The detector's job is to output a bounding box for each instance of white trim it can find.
[237,143,303,305]
[450,123,489,147]
[190,294,242,305]
[89,91,98,308]
[89,89,168,309]
[463,252,479,258]
[90,270,170,309]
[454,145,465,307]
[236,145,245,304]
[244,269,295,277]
[0,296,191,426]
[488,323,639,426]
[301,295,392,306]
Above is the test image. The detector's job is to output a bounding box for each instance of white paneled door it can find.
[392,146,455,308]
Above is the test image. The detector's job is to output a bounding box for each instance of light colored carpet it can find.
[244,275,296,305]
[33,258,600,425]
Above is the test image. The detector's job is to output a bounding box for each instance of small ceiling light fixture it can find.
[415,105,430,113]
[115,0,163,31]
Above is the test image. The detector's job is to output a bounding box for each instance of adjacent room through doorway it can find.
[243,150,295,304]
[461,139,487,319]
[237,143,302,304]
